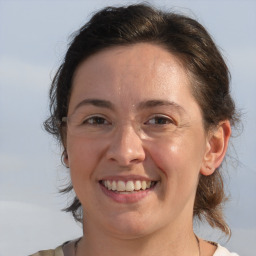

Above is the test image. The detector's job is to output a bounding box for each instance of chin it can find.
[104,212,157,239]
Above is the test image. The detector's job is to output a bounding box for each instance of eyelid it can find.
[145,114,176,125]
[83,114,111,124]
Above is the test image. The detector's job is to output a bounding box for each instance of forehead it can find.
[69,43,198,115]
[73,43,187,83]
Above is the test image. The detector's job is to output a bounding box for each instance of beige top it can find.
[30,245,64,256]
[30,240,239,256]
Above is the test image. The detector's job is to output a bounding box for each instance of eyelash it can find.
[145,115,175,125]
[81,114,175,126]
[82,115,111,125]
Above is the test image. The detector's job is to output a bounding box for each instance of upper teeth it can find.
[102,180,152,192]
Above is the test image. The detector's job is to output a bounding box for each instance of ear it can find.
[61,127,69,167]
[200,120,231,176]
[63,149,70,168]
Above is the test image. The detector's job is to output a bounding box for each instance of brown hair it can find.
[44,4,239,234]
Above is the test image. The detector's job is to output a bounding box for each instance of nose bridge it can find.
[106,122,145,165]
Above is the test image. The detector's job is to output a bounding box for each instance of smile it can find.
[100,180,157,193]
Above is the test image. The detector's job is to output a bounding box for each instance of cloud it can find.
[194,222,256,255]
[227,228,256,256]
[0,56,51,91]
[0,201,82,256]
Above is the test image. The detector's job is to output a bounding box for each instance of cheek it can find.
[67,135,102,161]
[148,135,206,180]
[66,137,104,184]
[148,136,206,210]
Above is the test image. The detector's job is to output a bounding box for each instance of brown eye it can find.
[146,115,174,125]
[83,116,110,125]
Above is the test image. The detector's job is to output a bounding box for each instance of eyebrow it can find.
[74,99,114,111]
[138,100,186,113]
[74,98,185,113]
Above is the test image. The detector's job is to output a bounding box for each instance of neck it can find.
[77,218,199,256]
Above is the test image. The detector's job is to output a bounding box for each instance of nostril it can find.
[105,128,146,165]
[106,152,145,166]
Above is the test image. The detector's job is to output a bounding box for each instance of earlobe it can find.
[200,121,231,176]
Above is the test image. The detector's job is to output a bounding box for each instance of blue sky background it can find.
[0,0,255,255]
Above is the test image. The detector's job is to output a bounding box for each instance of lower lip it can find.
[99,183,155,203]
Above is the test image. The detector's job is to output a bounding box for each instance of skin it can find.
[64,43,231,256]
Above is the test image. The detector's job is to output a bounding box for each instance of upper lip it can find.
[99,175,159,182]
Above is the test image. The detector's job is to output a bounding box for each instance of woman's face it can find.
[65,43,209,237]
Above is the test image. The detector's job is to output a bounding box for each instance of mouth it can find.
[99,180,158,194]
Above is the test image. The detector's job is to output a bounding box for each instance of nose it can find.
[106,125,146,166]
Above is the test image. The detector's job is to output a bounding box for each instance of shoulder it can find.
[213,244,239,256]
[29,245,64,256]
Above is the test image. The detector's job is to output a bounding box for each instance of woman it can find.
[32,4,239,256]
